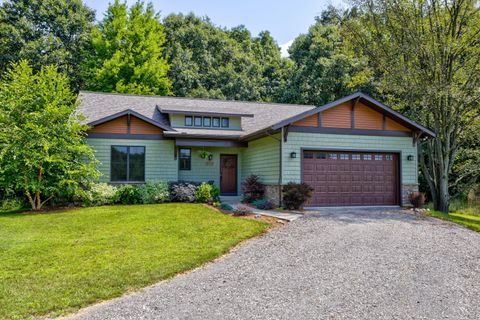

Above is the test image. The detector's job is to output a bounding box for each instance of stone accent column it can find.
[402,184,419,207]
[264,184,282,207]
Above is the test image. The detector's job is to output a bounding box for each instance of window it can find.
[194,116,202,126]
[386,155,393,161]
[363,154,372,160]
[352,154,361,160]
[375,154,383,160]
[212,117,220,127]
[340,154,349,160]
[203,117,211,127]
[221,117,229,128]
[111,146,145,182]
[304,152,314,159]
[184,116,193,126]
[179,148,191,170]
[329,153,337,160]
[316,153,327,159]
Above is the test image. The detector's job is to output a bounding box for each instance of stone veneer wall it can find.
[402,183,419,207]
[264,184,282,207]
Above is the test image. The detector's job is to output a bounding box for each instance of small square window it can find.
[184,116,193,126]
[352,154,361,160]
[363,154,372,160]
[340,154,349,160]
[304,152,314,159]
[194,116,202,126]
[179,148,191,170]
[386,155,393,161]
[203,117,211,127]
[212,117,220,127]
[316,153,327,159]
[329,153,337,160]
[375,155,383,160]
[221,117,229,128]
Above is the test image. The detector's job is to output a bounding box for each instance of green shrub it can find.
[282,182,313,210]
[251,199,274,210]
[140,181,169,204]
[220,203,233,211]
[211,185,220,202]
[241,175,265,203]
[1,198,24,212]
[169,181,198,202]
[114,184,143,204]
[84,183,117,206]
[195,182,213,203]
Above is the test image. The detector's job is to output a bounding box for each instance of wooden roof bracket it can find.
[283,124,290,142]
[413,131,422,146]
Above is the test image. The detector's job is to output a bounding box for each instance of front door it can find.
[220,154,237,195]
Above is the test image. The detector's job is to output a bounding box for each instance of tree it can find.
[0,61,99,210]
[281,7,374,105]
[163,13,288,101]
[346,0,480,212]
[0,0,95,89]
[82,0,171,95]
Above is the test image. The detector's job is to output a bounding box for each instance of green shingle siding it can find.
[281,132,418,184]
[241,135,280,184]
[178,147,243,191]
[86,138,178,182]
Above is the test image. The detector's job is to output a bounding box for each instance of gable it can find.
[88,115,163,135]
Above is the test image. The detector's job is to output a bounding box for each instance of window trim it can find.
[110,145,146,183]
[184,115,193,127]
[179,147,192,171]
[221,117,229,128]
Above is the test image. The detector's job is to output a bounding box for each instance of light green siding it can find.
[241,135,281,184]
[86,138,178,182]
[170,114,242,130]
[178,147,243,192]
[282,132,418,184]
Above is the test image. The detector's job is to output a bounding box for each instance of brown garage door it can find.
[302,151,399,206]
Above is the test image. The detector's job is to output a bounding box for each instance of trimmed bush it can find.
[282,182,313,210]
[195,182,213,203]
[234,204,252,216]
[409,192,426,208]
[220,203,233,211]
[84,183,117,206]
[211,185,220,202]
[114,184,143,205]
[241,175,265,203]
[169,181,198,202]
[140,181,169,204]
[251,199,274,210]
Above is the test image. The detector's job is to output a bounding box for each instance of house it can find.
[78,91,435,207]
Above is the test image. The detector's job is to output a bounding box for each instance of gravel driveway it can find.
[69,209,480,320]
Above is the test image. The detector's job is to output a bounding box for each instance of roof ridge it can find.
[78,90,316,109]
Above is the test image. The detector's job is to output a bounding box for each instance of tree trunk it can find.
[434,174,449,213]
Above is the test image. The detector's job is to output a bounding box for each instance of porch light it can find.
[290,152,297,158]
[407,155,414,161]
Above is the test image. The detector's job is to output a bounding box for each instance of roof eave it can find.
[87,109,173,132]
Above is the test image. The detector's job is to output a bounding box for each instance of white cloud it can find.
[280,40,294,58]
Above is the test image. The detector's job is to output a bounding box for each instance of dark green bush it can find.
[220,203,233,211]
[114,184,143,204]
[282,182,313,210]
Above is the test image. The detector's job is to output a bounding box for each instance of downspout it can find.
[265,128,283,207]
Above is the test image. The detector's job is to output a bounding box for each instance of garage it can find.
[302,150,400,206]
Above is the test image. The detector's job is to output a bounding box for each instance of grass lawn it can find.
[0,204,268,320]
[425,209,480,232]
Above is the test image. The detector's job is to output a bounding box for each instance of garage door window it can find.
[340,154,349,160]
[304,152,314,159]
[375,155,383,160]
[316,153,327,159]
[363,154,372,160]
[352,154,361,160]
[329,153,337,160]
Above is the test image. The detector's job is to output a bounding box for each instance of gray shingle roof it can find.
[77,91,315,138]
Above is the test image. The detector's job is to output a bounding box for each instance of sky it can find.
[84,0,347,56]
